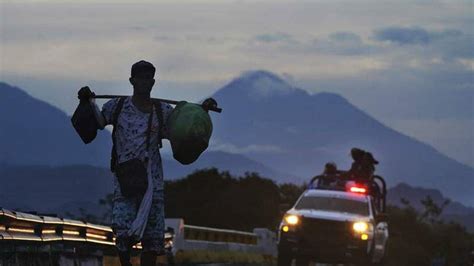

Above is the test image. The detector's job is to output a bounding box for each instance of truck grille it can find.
[299,217,352,246]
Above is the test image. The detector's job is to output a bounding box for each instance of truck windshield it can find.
[295,196,369,216]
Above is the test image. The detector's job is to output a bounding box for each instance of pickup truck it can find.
[277,176,389,265]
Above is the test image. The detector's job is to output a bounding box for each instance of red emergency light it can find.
[349,186,367,194]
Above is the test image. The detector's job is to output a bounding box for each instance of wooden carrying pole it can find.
[92,95,222,113]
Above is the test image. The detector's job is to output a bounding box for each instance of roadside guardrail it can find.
[0,208,276,258]
[0,208,172,249]
[183,224,258,245]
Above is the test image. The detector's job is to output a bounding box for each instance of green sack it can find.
[169,101,213,165]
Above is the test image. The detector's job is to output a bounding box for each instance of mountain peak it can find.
[221,70,297,98]
[240,70,285,82]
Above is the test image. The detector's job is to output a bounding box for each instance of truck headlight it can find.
[353,221,368,233]
[284,215,299,225]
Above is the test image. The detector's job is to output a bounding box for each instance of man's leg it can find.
[140,250,158,266]
[141,190,165,266]
[118,251,132,266]
[112,178,139,266]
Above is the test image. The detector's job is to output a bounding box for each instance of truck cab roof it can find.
[308,175,388,214]
[302,188,370,203]
[288,189,374,221]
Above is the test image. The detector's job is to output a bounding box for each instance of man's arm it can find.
[91,99,107,129]
[161,102,174,140]
[78,86,107,130]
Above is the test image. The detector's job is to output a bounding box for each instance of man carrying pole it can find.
[76,60,217,266]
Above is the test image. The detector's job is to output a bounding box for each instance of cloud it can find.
[329,32,362,42]
[372,26,474,63]
[253,32,294,43]
[373,26,463,45]
[374,27,433,45]
[312,31,379,56]
[210,142,284,154]
[248,31,381,58]
[458,59,474,71]
[435,32,474,60]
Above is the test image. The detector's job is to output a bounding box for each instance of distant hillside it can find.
[1,163,472,231]
[0,150,289,216]
[163,151,296,182]
[0,82,111,166]
[0,164,113,215]
[389,183,474,215]
[210,70,474,205]
[388,183,474,231]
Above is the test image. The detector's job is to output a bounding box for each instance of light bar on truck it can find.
[345,180,368,194]
[349,186,367,194]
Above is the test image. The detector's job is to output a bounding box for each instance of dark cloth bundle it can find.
[71,100,100,144]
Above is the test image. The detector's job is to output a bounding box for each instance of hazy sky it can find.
[1,0,473,166]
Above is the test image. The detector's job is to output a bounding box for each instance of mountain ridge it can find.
[1,72,473,205]
[209,70,474,205]
[1,163,472,231]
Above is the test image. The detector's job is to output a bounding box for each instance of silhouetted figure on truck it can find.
[348,148,379,182]
[310,162,342,188]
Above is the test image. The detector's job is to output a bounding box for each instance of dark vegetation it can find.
[78,168,472,265]
[386,198,472,265]
[165,168,295,231]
